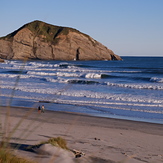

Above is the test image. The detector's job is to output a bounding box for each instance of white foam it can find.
[29,62,54,68]
[85,73,102,79]
[38,98,163,115]
[106,82,163,90]
[4,60,18,65]
[150,77,163,83]
[56,72,82,77]
[27,71,57,76]
[45,77,58,83]
[27,71,82,77]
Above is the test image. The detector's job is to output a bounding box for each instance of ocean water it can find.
[0,57,163,124]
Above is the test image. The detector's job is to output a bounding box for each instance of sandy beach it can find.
[0,106,163,163]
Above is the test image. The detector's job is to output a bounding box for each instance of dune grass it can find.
[0,105,38,163]
[0,148,36,163]
[35,137,69,150]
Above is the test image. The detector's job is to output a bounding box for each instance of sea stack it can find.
[0,20,122,61]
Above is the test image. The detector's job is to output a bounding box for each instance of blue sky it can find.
[0,0,163,56]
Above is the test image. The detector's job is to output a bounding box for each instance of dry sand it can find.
[0,106,163,163]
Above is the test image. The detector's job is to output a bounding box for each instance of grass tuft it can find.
[0,148,36,163]
[33,137,69,150]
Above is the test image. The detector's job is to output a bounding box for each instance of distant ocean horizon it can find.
[0,56,163,124]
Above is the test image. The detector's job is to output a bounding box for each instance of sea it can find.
[0,56,163,124]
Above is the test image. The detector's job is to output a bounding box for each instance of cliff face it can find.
[0,20,122,61]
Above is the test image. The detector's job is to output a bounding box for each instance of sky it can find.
[0,0,163,56]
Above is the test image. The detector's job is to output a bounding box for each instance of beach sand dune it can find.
[0,106,163,163]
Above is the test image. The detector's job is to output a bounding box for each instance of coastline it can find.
[0,57,163,128]
[2,97,163,125]
[0,106,163,163]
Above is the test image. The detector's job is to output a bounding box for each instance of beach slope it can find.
[0,106,162,163]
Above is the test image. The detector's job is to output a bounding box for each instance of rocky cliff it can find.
[0,20,122,61]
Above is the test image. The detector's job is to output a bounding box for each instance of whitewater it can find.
[0,56,163,124]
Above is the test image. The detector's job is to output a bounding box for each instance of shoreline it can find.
[1,105,163,135]
[0,106,163,163]
[1,99,163,125]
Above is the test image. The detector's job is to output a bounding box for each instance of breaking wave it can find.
[85,73,110,79]
[150,77,163,83]
[106,82,163,90]
[0,73,163,90]
[65,79,100,85]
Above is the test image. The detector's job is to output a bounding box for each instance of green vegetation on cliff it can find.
[0,20,95,45]
[26,20,74,44]
[1,21,80,44]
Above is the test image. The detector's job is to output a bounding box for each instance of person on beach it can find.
[38,106,41,113]
[41,105,45,113]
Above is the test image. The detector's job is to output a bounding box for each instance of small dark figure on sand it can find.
[38,106,41,113]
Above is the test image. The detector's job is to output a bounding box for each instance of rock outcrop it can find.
[0,20,122,61]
